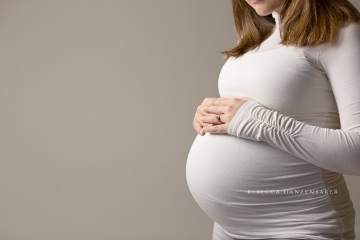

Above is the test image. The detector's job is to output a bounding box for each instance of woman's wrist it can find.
[227,101,260,137]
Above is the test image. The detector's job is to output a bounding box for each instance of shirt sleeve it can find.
[227,23,360,176]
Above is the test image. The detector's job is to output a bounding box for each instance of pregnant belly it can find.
[186,133,323,230]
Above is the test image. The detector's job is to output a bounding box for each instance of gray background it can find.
[0,1,359,239]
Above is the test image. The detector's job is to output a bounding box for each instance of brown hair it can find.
[223,0,360,57]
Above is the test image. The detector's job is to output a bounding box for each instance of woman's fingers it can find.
[196,104,207,115]
[193,97,250,135]
[204,98,246,113]
[193,121,204,135]
[193,98,221,135]
[202,113,224,124]
[194,119,217,135]
[203,123,229,134]
[194,102,217,135]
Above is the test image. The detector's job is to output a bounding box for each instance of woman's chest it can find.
[218,47,335,119]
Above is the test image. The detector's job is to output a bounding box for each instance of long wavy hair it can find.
[223,0,360,57]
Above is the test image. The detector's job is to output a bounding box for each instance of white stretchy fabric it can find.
[186,12,360,239]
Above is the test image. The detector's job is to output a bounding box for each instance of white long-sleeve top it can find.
[186,12,359,239]
[227,15,360,175]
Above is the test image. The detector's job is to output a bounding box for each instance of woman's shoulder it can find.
[320,21,360,58]
[302,21,360,70]
[335,21,360,43]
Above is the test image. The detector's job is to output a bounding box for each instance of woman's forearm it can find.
[228,101,360,175]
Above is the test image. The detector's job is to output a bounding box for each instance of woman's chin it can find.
[255,10,273,16]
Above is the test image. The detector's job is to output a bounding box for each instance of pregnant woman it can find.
[186,0,360,239]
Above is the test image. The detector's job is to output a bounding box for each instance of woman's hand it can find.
[193,97,248,135]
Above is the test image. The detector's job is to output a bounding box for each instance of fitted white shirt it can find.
[186,12,359,239]
[228,13,360,176]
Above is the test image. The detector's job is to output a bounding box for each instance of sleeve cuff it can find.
[227,100,261,137]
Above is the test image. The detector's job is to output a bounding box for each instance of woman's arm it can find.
[227,101,360,175]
